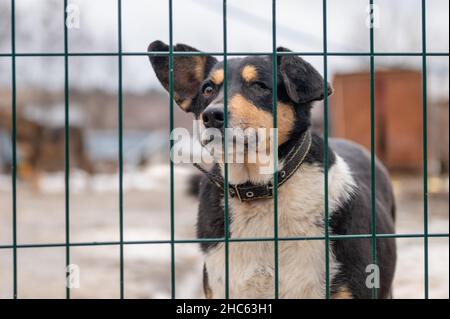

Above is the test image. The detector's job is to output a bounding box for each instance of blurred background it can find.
[0,0,448,299]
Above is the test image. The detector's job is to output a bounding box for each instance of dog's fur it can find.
[148,41,397,299]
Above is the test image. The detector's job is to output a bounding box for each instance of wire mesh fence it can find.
[0,0,449,299]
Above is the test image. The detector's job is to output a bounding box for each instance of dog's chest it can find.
[204,158,354,299]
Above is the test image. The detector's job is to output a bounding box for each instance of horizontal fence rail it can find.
[1,233,448,250]
[3,0,449,300]
[0,52,449,57]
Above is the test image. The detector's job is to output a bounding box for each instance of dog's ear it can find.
[277,47,332,104]
[148,40,218,112]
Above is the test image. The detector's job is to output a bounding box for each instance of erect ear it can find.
[148,40,218,112]
[277,47,333,104]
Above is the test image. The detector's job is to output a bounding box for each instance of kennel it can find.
[0,0,449,299]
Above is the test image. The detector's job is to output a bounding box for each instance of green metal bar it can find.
[1,52,448,57]
[369,0,378,300]
[421,0,429,300]
[63,0,71,300]
[117,0,125,299]
[168,0,176,300]
[10,0,17,300]
[0,233,447,250]
[322,0,331,300]
[222,0,230,300]
[271,0,279,300]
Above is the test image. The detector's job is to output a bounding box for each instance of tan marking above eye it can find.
[210,69,224,85]
[241,65,258,82]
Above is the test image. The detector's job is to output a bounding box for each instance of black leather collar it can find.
[193,130,312,202]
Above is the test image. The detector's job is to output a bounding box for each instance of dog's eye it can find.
[202,83,215,97]
[251,81,269,91]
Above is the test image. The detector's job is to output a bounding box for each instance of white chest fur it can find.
[204,155,355,299]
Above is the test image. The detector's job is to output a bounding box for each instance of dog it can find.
[148,40,397,299]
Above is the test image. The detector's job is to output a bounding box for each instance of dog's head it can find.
[148,40,331,148]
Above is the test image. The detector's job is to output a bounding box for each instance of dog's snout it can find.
[202,107,224,129]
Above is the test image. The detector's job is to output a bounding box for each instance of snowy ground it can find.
[0,167,448,299]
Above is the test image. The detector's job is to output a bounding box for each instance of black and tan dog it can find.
[148,40,396,299]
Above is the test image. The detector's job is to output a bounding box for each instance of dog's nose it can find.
[202,107,224,129]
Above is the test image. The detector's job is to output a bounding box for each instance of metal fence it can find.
[1,0,449,299]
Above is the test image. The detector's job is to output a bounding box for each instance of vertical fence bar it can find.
[168,0,176,299]
[421,0,429,300]
[322,0,331,299]
[10,0,18,300]
[63,0,71,300]
[222,0,230,300]
[271,0,279,300]
[369,0,378,299]
[117,0,125,299]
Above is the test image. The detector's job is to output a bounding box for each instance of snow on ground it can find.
[34,165,192,194]
[0,168,448,299]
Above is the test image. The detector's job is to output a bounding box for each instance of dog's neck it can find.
[219,129,316,185]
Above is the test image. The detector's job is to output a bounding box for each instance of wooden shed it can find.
[331,70,424,171]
